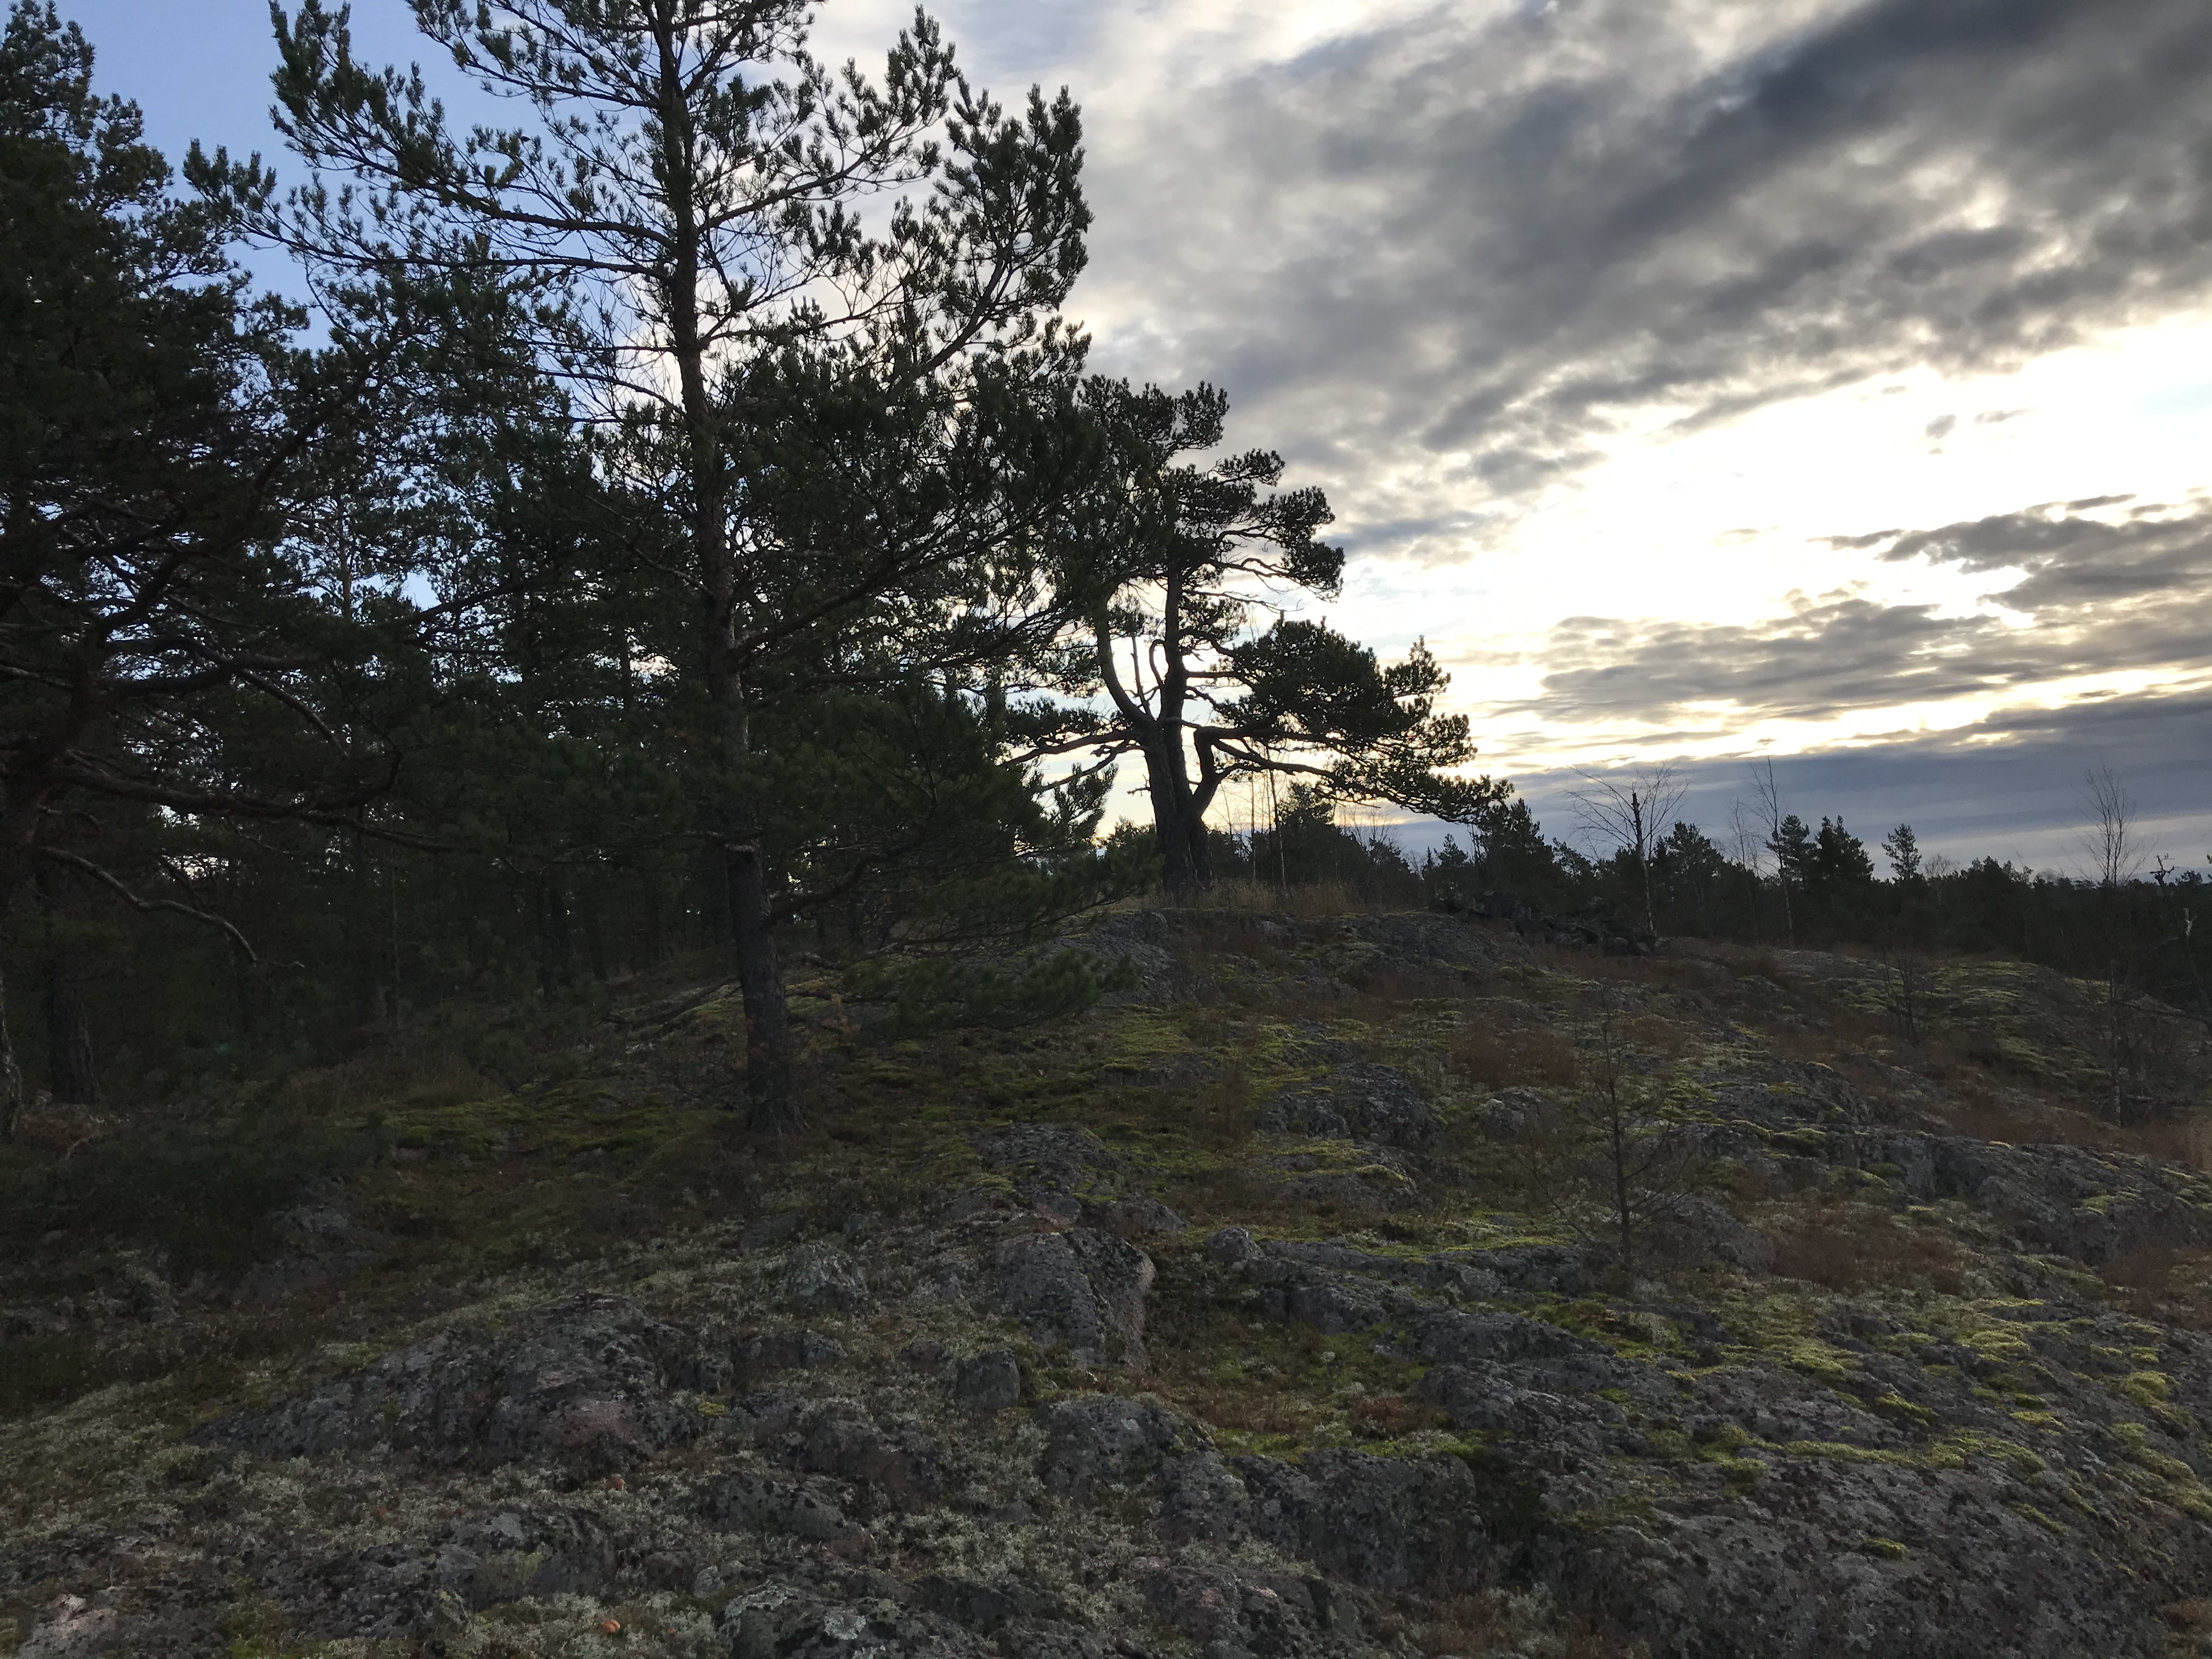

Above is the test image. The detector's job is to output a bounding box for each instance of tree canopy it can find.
[1025,378,1502,898]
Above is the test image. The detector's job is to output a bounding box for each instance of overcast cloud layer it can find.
[1530,494,2212,726]
[1065,0,2212,538]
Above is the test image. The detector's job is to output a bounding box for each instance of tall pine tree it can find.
[255,0,1094,1128]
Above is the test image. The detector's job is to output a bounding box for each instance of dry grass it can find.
[1700,943,1792,983]
[1139,1315,1339,1438]
[1352,966,1476,1001]
[1103,1061,1256,1152]
[2134,1118,2212,1170]
[1160,1162,1417,1234]
[1160,1378,1331,1438]
[1240,981,1391,1022]
[2104,1244,2212,1331]
[1766,1207,1967,1294]
[1452,1020,1579,1090]
[1348,1392,1452,1437]
[1395,1594,1511,1656]
[1541,946,1737,996]
[1537,945,1668,985]
[1922,1076,2212,1172]
[2160,1598,2212,1635]
[1932,1085,2132,1153]
[1621,1012,1699,1059]
[1767,1007,1897,1065]
[7,1103,113,1157]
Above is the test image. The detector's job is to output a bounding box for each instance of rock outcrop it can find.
[12,910,2212,1658]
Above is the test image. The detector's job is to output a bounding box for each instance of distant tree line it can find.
[1203,765,2212,1113]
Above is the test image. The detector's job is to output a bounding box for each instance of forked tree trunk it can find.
[1144,742,1212,902]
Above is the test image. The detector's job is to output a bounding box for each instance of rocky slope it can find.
[7,909,2212,1657]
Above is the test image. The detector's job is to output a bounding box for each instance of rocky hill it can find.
[8,908,2212,1658]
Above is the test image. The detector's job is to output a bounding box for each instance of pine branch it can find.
[30,847,296,967]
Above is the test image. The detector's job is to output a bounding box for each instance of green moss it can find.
[219,1587,370,1658]
[1860,1392,1929,1429]
[1861,1536,1909,1560]
[2133,1444,2196,1482]
[1951,1433,2046,1475]
[1961,1327,2032,1363]
[2174,1490,2212,1523]
[2121,1371,2171,1409]
[1781,1441,1916,1466]
[2011,1503,2066,1536]
[1785,1340,1855,1386]
[1712,1455,1767,1489]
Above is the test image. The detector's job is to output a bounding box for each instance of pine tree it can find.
[1881,823,1923,883]
[0,2,393,1133]
[1036,379,1500,899]
[257,0,1093,1129]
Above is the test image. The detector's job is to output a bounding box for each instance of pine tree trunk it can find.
[537,872,573,1001]
[650,17,799,1132]
[641,878,665,966]
[2,788,48,1136]
[1147,746,1212,902]
[581,884,610,983]
[234,954,258,1047]
[733,845,797,1131]
[0,963,23,1142]
[43,969,97,1104]
[36,866,97,1103]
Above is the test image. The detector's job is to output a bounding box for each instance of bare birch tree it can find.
[1568,763,1686,936]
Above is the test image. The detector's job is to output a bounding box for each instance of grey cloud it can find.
[1525,599,2023,724]
[1886,500,2212,609]
[1080,0,2212,546]
[1497,496,2212,725]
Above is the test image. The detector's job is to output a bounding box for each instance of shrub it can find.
[0,1105,387,1277]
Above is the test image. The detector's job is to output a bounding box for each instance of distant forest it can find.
[1240,774,2198,975]
[2,2,2199,1134]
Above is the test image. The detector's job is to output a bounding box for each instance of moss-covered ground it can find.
[7,910,2212,1656]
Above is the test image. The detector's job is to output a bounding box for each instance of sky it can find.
[63,0,2212,873]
